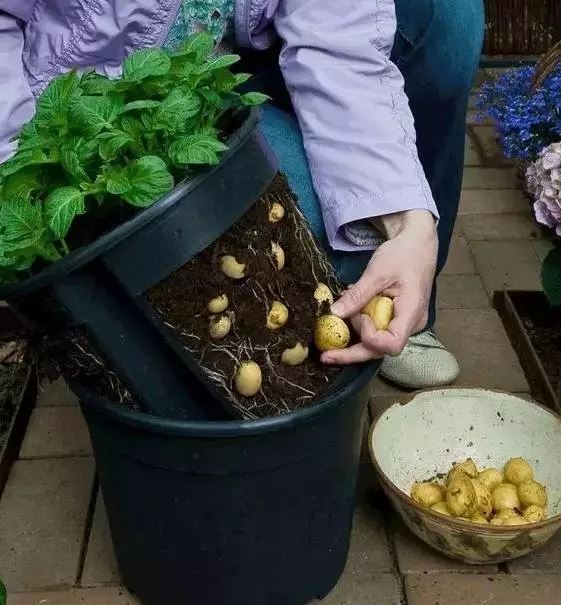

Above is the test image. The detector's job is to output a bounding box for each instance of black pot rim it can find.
[78,361,380,438]
[0,108,262,299]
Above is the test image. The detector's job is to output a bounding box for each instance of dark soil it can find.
[0,339,28,448]
[38,332,139,411]
[149,173,344,419]
[514,293,561,395]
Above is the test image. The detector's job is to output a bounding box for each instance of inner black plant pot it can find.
[0,109,278,421]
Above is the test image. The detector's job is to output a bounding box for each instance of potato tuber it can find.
[314,315,350,352]
[523,505,546,523]
[518,480,547,508]
[268,202,285,223]
[266,301,289,330]
[281,342,309,366]
[209,315,231,340]
[411,482,444,508]
[430,501,452,516]
[492,483,520,511]
[234,361,262,397]
[478,468,504,492]
[220,255,246,280]
[446,474,477,517]
[314,283,334,308]
[471,479,493,519]
[208,294,229,314]
[271,242,285,271]
[447,458,478,485]
[361,295,394,331]
[504,458,533,486]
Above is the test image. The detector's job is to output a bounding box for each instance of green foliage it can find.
[0,32,268,284]
[542,247,561,307]
[0,579,5,605]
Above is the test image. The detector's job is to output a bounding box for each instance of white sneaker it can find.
[380,330,460,389]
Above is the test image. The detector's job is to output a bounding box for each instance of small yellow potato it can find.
[234,361,262,397]
[314,315,351,352]
[271,242,285,270]
[492,483,520,511]
[501,514,529,527]
[220,255,246,280]
[430,501,452,516]
[314,283,334,308]
[490,517,504,526]
[523,505,546,523]
[268,202,285,223]
[447,458,478,484]
[209,315,231,340]
[478,468,504,492]
[447,473,477,518]
[495,508,519,521]
[471,479,493,520]
[266,301,289,330]
[504,458,533,486]
[208,294,229,314]
[518,480,547,508]
[411,482,444,508]
[281,342,309,366]
[470,514,489,525]
[361,295,394,331]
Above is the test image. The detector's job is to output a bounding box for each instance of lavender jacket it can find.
[0,0,437,251]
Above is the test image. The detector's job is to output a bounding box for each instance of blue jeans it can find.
[260,0,484,329]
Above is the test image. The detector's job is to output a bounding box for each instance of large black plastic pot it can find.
[77,360,379,605]
[0,109,277,421]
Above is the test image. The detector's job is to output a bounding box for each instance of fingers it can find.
[321,342,383,365]
[331,266,386,319]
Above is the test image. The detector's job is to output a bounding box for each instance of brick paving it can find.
[2,70,559,604]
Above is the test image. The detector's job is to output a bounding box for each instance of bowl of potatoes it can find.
[369,389,561,563]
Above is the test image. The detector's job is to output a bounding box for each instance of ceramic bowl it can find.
[369,389,561,564]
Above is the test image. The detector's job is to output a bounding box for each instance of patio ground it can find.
[1,70,559,604]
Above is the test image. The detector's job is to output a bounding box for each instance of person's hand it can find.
[322,209,438,365]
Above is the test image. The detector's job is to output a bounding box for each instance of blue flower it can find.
[477,63,561,161]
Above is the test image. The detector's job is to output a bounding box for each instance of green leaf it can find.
[240,92,270,106]
[106,169,131,196]
[44,186,85,239]
[196,54,240,74]
[123,100,161,112]
[80,71,115,95]
[155,88,202,130]
[234,73,252,87]
[98,131,133,161]
[123,49,171,81]
[542,248,561,307]
[0,198,45,247]
[199,88,222,108]
[60,149,90,182]
[168,134,227,166]
[0,578,6,605]
[69,96,123,136]
[120,156,173,207]
[0,148,54,178]
[177,32,214,62]
[35,70,81,125]
[1,166,42,200]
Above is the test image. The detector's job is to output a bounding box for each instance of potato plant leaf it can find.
[44,187,85,239]
[123,49,171,81]
[120,156,174,207]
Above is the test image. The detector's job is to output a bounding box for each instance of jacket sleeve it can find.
[274,0,439,251]
[0,4,36,163]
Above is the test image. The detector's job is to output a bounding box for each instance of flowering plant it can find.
[526,142,561,237]
[477,63,561,162]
